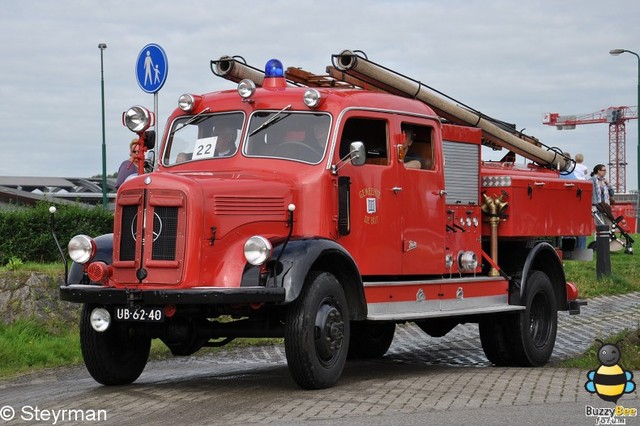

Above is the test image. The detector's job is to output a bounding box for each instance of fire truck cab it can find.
[60,54,591,389]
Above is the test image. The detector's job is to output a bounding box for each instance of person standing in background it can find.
[115,138,140,189]
[574,153,588,180]
[590,164,614,229]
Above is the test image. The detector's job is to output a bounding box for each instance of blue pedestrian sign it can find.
[135,43,168,93]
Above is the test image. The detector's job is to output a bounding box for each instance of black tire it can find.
[348,322,395,359]
[479,316,515,366]
[506,270,558,366]
[284,271,350,389]
[80,304,151,385]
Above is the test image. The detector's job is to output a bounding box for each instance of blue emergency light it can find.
[265,59,284,78]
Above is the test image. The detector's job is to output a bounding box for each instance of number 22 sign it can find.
[193,137,217,159]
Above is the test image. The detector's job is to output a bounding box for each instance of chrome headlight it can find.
[237,79,256,99]
[123,106,152,132]
[178,94,196,112]
[244,236,272,266]
[303,89,321,108]
[68,235,95,264]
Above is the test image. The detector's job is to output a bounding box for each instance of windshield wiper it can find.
[169,107,211,137]
[248,104,292,137]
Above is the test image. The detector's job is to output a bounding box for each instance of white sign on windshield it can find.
[193,136,218,159]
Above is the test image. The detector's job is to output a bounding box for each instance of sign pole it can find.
[154,92,159,170]
[98,43,108,208]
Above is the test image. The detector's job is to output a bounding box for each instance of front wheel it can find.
[285,271,350,389]
[80,304,151,385]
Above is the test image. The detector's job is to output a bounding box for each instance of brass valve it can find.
[481,192,509,277]
[481,192,509,217]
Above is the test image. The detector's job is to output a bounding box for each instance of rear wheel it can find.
[80,304,151,385]
[285,271,350,389]
[481,270,557,367]
[348,322,395,359]
[507,270,557,366]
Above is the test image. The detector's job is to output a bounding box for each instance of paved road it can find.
[1,293,639,425]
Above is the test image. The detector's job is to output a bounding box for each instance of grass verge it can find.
[0,319,83,378]
[556,328,640,370]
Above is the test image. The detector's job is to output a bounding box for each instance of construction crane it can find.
[543,106,638,193]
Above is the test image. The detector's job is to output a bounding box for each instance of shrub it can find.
[5,257,24,270]
[0,202,113,264]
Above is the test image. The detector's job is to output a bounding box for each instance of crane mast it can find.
[543,106,639,192]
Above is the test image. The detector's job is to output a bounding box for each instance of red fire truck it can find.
[60,51,591,389]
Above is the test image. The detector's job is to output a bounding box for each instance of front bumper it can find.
[59,284,286,305]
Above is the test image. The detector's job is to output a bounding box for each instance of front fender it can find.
[241,238,365,318]
[520,241,567,310]
[277,239,360,300]
[67,233,114,284]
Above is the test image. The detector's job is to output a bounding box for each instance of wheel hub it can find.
[315,303,344,362]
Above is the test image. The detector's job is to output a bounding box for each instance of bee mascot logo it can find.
[585,340,636,403]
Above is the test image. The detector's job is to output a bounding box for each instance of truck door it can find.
[396,121,446,275]
[336,113,402,276]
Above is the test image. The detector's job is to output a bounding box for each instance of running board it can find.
[366,303,525,321]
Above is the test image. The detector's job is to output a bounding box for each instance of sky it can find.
[1,0,639,191]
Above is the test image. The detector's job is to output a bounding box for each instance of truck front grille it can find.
[114,189,186,285]
[120,205,138,261]
[152,206,178,261]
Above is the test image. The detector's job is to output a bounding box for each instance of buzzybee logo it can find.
[585,340,635,403]
[584,340,637,425]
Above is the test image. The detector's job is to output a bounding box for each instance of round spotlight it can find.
[178,94,196,111]
[237,79,256,99]
[123,106,152,133]
[303,89,321,108]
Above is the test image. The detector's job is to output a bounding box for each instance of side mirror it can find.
[144,150,156,173]
[144,130,156,149]
[331,140,367,174]
[349,141,366,166]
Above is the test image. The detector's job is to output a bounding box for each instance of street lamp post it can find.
[609,48,640,232]
[98,43,108,209]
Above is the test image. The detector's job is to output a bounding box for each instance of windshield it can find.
[163,112,244,166]
[244,112,331,164]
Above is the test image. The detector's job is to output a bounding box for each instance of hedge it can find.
[0,202,113,264]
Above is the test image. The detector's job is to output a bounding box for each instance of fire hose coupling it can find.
[481,192,509,217]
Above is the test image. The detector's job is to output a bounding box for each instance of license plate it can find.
[114,306,164,322]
